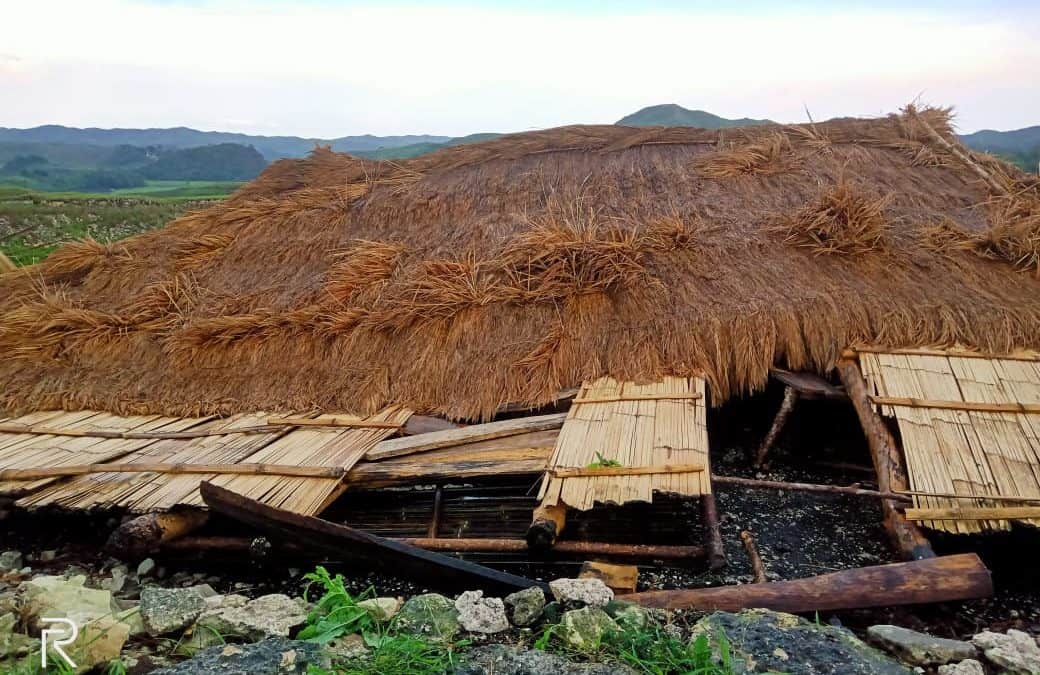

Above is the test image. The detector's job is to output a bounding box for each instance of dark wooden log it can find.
[106,509,209,559]
[701,494,726,570]
[199,481,547,594]
[740,530,767,583]
[836,358,935,560]
[629,553,991,612]
[526,502,567,551]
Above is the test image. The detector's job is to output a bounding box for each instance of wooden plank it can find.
[580,561,638,594]
[0,422,282,440]
[366,412,567,461]
[548,463,704,479]
[572,393,703,405]
[402,415,462,436]
[905,507,1040,521]
[869,396,1040,414]
[200,481,548,595]
[897,489,1040,504]
[267,416,403,429]
[770,368,846,399]
[347,444,553,488]
[629,554,992,612]
[846,347,1040,362]
[0,462,346,481]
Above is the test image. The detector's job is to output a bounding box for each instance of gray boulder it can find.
[394,593,460,642]
[151,637,324,674]
[457,644,638,674]
[140,586,206,635]
[0,551,23,572]
[455,590,510,634]
[549,578,613,609]
[196,593,307,640]
[867,624,978,665]
[972,629,1040,674]
[938,659,985,675]
[504,586,546,627]
[695,609,914,674]
[556,607,618,651]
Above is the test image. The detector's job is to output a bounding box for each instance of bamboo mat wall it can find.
[538,376,709,511]
[860,351,1040,533]
[4,407,411,515]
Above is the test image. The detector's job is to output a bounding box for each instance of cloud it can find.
[1,1,1037,135]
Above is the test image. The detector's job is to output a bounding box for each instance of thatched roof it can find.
[2,106,1039,420]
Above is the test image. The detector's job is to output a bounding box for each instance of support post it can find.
[755,386,798,468]
[836,358,935,560]
[700,494,726,570]
[526,502,567,551]
[106,509,209,559]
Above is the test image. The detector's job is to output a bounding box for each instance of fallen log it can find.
[629,553,991,612]
[199,482,547,594]
[526,502,567,551]
[836,358,935,560]
[106,509,209,559]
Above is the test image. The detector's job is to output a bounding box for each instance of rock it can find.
[972,629,1040,674]
[188,584,219,600]
[549,578,613,609]
[457,644,638,674]
[151,637,324,674]
[197,593,308,640]
[604,601,652,632]
[116,605,147,637]
[455,591,509,634]
[101,565,129,594]
[867,624,978,665]
[39,550,57,563]
[504,586,545,627]
[136,558,156,578]
[328,633,368,660]
[174,622,227,657]
[204,593,248,611]
[65,613,131,674]
[395,593,460,642]
[21,575,114,628]
[357,596,401,622]
[541,601,562,625]
[0,551,21,572]
[140,586,206,635]
[694,609,914,675]
[556,607,619,651]
[938,659,986,675]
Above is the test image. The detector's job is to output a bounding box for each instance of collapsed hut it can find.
[0,105,1037,605]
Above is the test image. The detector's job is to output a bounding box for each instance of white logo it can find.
[41,617,78,670]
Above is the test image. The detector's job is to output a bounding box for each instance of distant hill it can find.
[354,133,503,160]
[617,104,774,128]
[141,144,267,181]
[0,125,452,160]
[959,126,1040,172]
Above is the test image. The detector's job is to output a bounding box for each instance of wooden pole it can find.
[701,494,726,570]
[629,553,991,612]
[836,358,935,560]
[740,530,767,583]
[755,386,798,468]
[427,485,444,539]
[0,462,345,481]
[526,502,567,551]
[904,506,1040,521]
[106,509,209,559]
[548,463,704,479]
[711,474,912,502]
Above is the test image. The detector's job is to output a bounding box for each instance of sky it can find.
[2,0,1038,138]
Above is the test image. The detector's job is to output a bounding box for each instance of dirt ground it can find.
[3,381,1039,643]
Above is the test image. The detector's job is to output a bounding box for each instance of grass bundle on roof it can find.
[775,178,890,255]
[695,132,795,178]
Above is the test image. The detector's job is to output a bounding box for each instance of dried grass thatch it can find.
[3,106,1040,420]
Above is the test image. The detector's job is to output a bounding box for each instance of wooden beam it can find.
[843,347,1040,362]
[836,358,935,560]
[870,396,1040,414]
[199,481,548,595]
[0,462,345,481]
[896,489,1040,504]
[0,422,275,440]
[267,416,403,429]
[628,553,991,612]
[700,494,726,570]
[548,463,704,479]
[711,474,912,502]
[366,412,567,461]
[571,393,703,405]
[347,443,553,488]
[755,385,798,468]
[526,502,567,551]
[904,507,1040,521]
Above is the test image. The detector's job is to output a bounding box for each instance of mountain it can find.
[0,125,452,161]
[354,133,503,160]
[959,126,1040,172]
[617,104,774,128]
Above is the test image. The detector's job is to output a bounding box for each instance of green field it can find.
[0,181,238,266]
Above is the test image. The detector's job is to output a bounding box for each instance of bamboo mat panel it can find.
[538,376,709,511]
[0,412,211,496]
[860,352,1040,533]
[8,407,411,515]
